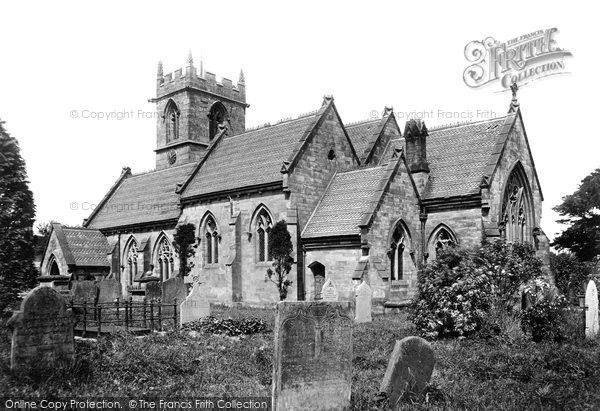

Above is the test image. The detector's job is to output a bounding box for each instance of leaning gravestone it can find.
[96,279,121,303]
[7,287,76,371]
[71,280,98,304]
[145,280,162,301]
[380,336,435,406]
[355,281,372,323]
[180,281,210,326]
[321,279,338,302]
[585,280,599,339]
[272,301,354,411]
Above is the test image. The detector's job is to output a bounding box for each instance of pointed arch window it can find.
[165,100,180,143]
[203,215,219,265]
[389,222,410,281]
[47,255,60,276]
[156,235,174,281]
[126,240,139,286]
[255,208,273,262]
[428,225,457,260]
[208,102,228,140]
[501,165,533,243]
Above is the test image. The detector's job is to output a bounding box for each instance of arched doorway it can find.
[308,261,325,300]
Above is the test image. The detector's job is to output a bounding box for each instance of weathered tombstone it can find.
[585,280,599,339]
[6,287,76,371]
[321,279,338,302]
[96,279,122,303]
[272,301,354,410]
[380,336,435,406]
[161,277,188,320]
[355,281,372,323]
[71,280,98,304]
[145,280,162,301]
[180,281,210,326]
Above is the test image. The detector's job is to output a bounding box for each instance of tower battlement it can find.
[156,57,246,104]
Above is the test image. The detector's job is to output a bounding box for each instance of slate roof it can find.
[423,116,509,199]
[345,119,379,160]
[303,166,387,238]
[62,227,110,267]
[182,114,319,199]
[87,163,196,229]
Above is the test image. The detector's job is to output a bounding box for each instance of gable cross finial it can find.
[187,50,194,67]
[510,80,519,100]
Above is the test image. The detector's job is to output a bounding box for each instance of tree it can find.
[267,220,294,300]
[0,119,38,312]
[550,252,590,300]
[173,223,197,278]
[552,168,600,261]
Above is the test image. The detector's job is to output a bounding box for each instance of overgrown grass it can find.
[1,306,599,409]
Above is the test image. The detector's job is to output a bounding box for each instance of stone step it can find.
[383,300,411,314]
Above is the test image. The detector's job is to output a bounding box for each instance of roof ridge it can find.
[233,113,317,139]
[345,118,379,127]
[429,115,508,132]
[130,162,196,178]
[337,165,385,176]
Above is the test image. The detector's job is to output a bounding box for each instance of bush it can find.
[520,279,568,342]
[411,241,544,339]
[410,247,493,338]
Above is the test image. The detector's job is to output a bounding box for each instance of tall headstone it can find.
[71,280,98,304]
[321,279,338,302]
[7,287,76,371]
[355,281,372,323]
[145,280,162,301]
[380,336,435,406]
[97,279,122,303]
[272,301,354,411]
[162,277,188,319]
[180,280,210,326]
[585,280,599,339]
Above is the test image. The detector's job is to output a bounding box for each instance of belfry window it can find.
[156,236,174,281]
[204,215,219,264]
[255,209,272,262]
[208,102,228,140]
[165,100,180,142]
[501,165,533,243]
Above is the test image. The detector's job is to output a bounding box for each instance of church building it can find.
[40,55,550,310]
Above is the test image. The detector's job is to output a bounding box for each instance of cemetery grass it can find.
[1,307,600,409]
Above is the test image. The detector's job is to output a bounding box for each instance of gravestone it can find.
[145,280,162,301]
[162,277,188,319]
[180,281,210,326]
[380,336,435,406]
[355,281,372,323]
[272,301,354,410]
[71,280,98,304]
[321,279,338,302]
[585,280,599,339]
[96,279,122,303]
[7,287,76,371]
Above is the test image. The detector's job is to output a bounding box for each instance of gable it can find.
[345,113,401,165]
[180,108,323,201]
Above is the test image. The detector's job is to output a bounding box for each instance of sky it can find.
[0,0,597,241]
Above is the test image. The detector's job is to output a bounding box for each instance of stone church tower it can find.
[152,52,248,170]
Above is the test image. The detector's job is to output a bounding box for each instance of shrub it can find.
[411,241,544,339]
[266,220,294,300]
[410,247,493,338]
[520,279,568,342]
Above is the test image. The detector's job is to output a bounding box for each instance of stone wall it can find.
[304,248,362,301]
[179,191,298,304]
[424,207,483,259]
[365,160,421,299]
